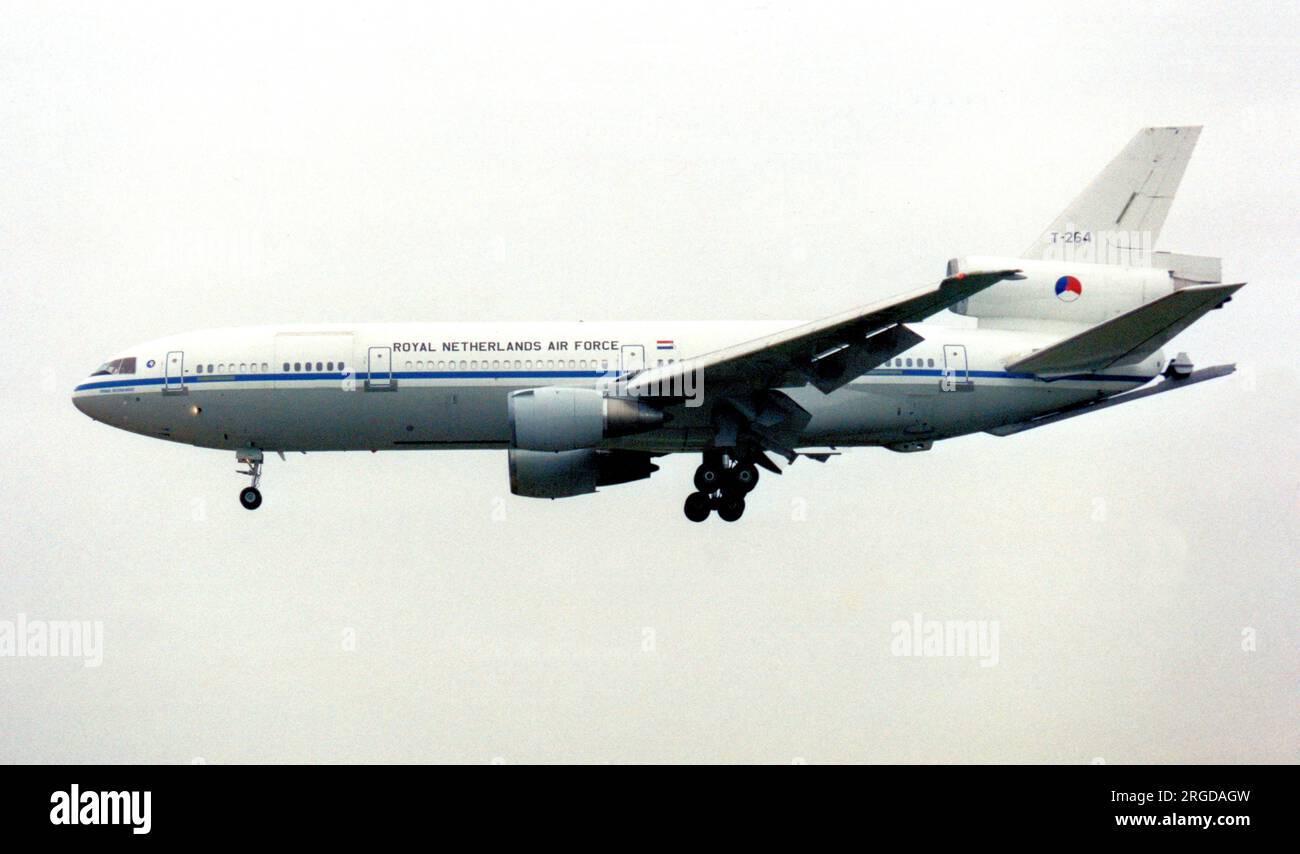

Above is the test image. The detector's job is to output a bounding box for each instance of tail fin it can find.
[1024,126,1201,265]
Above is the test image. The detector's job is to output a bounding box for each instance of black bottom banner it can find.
[0,764,1289,842]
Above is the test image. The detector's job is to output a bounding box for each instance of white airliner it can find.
[75,127,1242,521]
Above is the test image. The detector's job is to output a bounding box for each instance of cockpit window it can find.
[90,357,137,376]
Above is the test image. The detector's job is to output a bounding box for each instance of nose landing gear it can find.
[237,449,264,510]
[684,452,760,522]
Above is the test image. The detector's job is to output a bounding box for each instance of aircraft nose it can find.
[72,390,96,419]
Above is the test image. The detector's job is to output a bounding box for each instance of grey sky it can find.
[1,0,1296,762]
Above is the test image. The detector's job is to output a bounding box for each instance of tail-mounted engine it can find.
[947,255,1197,327]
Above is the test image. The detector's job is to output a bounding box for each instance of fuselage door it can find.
[941,344,973,392]
[163,350,185,393]
[366,346,394,390]
[620,344,645,376]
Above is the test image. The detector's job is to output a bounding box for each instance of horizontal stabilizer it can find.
[987,364,1236,436]
[1005,283,1243,375]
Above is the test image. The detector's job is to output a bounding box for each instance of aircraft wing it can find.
[1006,282,1244,376]
[624,269,1020,399]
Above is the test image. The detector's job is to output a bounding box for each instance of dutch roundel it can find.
[1054,275,1083,302]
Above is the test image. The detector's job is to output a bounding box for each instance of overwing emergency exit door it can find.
[941,344,973,392]
[620,344,645,376]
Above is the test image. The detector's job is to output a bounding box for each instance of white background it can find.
[1,0,1296,762]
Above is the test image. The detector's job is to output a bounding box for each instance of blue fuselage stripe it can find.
[73,367,1152,393]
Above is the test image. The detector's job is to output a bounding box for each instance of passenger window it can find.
[906,358,912,367]
[492,360,500,370]
[601,360,608,370]
[207,364,214,373]
[327,361,334,371]
[338,362,345,372]
[404,361,412,369]
[196,364,204,374]
[568,360,576,369]
[927,358,934,367]
[262,363,269,372]
[294,362,301,371]
[316,362,322,371]
[240,363,247,372]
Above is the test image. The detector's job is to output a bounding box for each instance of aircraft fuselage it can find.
[72,320,1162,454]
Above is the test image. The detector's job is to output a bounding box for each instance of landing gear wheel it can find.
[683,492,711,523]
[236,450,265,510]
[729,462,759,493]
[693,463,725,493]
[716,496,745,522]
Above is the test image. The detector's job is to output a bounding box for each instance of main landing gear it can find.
[237,449,264,510]
[684,452,760,522]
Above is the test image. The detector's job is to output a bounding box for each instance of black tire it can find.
[240,486,263,510]
[729,462,759,493]
[716,496,745,522]
[693,463,724,493]
[683,492,711,522]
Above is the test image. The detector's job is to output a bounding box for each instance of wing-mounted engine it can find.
[508,448,659,498]
[508,387,665,452]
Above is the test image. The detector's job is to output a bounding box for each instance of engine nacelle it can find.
[508,387,665,452]
[508,448,659,498]
[948,255,1176,326]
